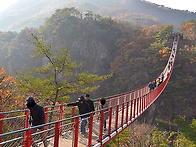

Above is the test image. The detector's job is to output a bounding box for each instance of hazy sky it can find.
[146,0,196,12]
[0,0,195,12]
[0,0,19,12]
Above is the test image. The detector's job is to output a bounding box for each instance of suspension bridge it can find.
[0,35,179,147]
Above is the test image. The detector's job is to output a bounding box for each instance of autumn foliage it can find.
[0,67,22,111]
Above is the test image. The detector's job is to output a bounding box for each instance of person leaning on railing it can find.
[26,97,48,147]
[65,96,91,135]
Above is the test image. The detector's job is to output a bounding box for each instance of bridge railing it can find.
[0,85,149,134]
[0,75,170,147]
[0,70,171,147]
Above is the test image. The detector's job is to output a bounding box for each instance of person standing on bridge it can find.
[98,97,109,131]
[148,82,154,91]
[85,94,95,127]
[26,97,48,147]
[65,96,91,135]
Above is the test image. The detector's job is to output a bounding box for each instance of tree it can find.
[149,127,170,146]
[180,23,195,40]
[106,128,131,147]
[0,67,19,111]
[15,33,112,106]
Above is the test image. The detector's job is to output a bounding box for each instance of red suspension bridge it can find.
[0,35,179,147]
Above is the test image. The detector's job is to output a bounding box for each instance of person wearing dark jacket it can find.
[26,97,47,147]
[148,82,154,91]
[85,94,95,127]
[98,97,109,131]
[65,96,90,134]
[85,94,95,113]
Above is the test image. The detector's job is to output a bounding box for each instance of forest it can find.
[0,7,196,146]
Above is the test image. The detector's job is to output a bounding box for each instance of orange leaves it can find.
[181,23,194,30]
[158,47,170,61]
[0,67,16,112]
[181,23,195,40]
[146,24,166,36]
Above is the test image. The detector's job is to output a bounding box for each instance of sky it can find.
[0,0,195,13]
[146,0,196,12]
[0,0,19,12]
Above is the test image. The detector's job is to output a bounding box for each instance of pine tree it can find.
[15,33,112,106]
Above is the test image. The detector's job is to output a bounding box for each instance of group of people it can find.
[148,73,164,91]
[26,94,109,146]
[65,94,109,134]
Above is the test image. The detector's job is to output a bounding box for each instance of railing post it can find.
[130,100,133,121]
[115,105,119,131]
[126,99,129,123]
[23,110,29,146]
[54,122,60,147]
[109,97,111,107]
[129,92,131,101]
[59,106,63,133]
[143,95,145,110]
[121,101,124,127]
[133,99,136,119]
[24,110,29,129]
[120,94,123,109]
[74,117,79,147]
[139,97,142,114]
[117,95,119,107]
[0,113,3,145]
[113,96,115,114]
[71,106,75,131]
[97,99,100,121]
[108,107,112,137]
[88,113,93,147]
[136,98,138,117]
[141,96,144,112]
[99,110,104,145]
[44,107,48,136]
[26,129,31,147]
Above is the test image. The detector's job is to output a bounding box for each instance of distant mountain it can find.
[0,0,196,32]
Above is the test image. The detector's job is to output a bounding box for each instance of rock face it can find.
[70,37,110,75]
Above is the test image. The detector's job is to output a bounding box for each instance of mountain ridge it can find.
[0,0,196,32]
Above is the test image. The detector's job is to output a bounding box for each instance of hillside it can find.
[0,0,196,32]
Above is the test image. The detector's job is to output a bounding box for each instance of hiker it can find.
[26,97,47,147]
[65,96,91,134]
[85,94,95,127]
[148,82,154,91]
[161,73,164,82]
[153,80,157,89]
[157,78,161,86]
[98,97,109,131]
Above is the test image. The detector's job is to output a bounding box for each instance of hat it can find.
[26,97,35,105]
[85,94,89,97]
[78,96,85,101]
[26,97,36,108]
